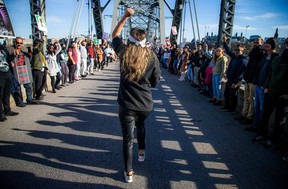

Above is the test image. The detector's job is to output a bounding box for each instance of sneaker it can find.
[5,111,19,116]
[16,103,26,107]
[26,100,39,105]
[124,171,133,183]
[252,135,266,143]
[138,153,145,162]
[0,114,7,122]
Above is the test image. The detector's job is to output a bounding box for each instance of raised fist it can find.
[124,8,135,18]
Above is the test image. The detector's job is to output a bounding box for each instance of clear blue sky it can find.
[5,0,288,41]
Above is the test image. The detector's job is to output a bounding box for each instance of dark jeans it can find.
[32,69,44,99]
[0,71,11,115]
[60,62,68,84]
[224,84,239,111]
[118,106,151,173]
[10,74,24,105]
[258,94,288,144]
[68,64,76,82]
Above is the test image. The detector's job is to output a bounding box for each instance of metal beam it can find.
[111,0,164,44]
[169,0,184,45]
[217,0,236,45]
[29,0,46,41]
[92,0,104,40]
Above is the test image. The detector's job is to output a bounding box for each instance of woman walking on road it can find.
[111,8,161,183]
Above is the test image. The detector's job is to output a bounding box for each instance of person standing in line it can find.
[79,39,88,77]
[104,43,113,67]
[95,44,104,71]
[252,37,288,150]
[220,36,247,112]
[30,39,46,100]
[111,8,161,183]
[7,37,36,106]
[74,42,81,81]
[46,40,61,93]
[0,37,19,122]
[210,47,228,106]
[246,38,279,132]
[57,43,69,86]
[234,38,264,124]
[67,41,78,84]
[87,40,95,75]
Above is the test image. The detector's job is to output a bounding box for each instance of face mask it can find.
[0,39,4,45]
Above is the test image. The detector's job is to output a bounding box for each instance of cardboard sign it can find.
[171,26,177,35]
[14,65,30,85]
[35,15,48,32]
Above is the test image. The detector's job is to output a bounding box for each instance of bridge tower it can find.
[29,0,46,41]
[217,0,236,45]
[110,0,165,44]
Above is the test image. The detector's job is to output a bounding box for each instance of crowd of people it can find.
[0,36,116,122]
[153,36,288,161]
[0,27,287,183]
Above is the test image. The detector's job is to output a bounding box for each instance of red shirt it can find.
[88,46,95,58]
[67,47,78,65]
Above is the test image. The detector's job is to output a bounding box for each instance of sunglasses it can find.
[16,42,23,45]
[235,49,240,52]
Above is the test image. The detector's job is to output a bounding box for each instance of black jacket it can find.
[112,37,161,111]
[243,45,264,83]
[223,42,247,87]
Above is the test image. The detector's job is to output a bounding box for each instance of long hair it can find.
[213,47,223,62]
[121,28,152,82]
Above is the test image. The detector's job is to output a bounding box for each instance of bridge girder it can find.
[92,0,104,40]
[29,0,46,41]
[217,0,236,45]
[169,0,184,45]
[111,0,165,44]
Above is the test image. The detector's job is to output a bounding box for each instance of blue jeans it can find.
[23,83,33,102]
[254,85,264,129]
[212,74,221,99]
[173,59,178,72]
[187,64,194,81]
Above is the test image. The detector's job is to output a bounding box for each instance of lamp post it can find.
[245,25,249,40]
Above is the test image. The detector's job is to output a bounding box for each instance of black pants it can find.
[224,84,239,111]
[32,69,44,99]
[0,71,11,115]
[258,94,288,143]
[50,72,61,91]
[68,64,76,82]
[118,106,150,173]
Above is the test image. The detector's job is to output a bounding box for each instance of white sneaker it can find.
[124,171,133,183]
[138,153,145,162]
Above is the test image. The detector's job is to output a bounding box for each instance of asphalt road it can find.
[1,61,287,189]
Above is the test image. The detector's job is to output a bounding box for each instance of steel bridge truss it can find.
[29,0,46,41]
[28,0,236,46]
[111,0,165,44]
[217,0,236,45]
